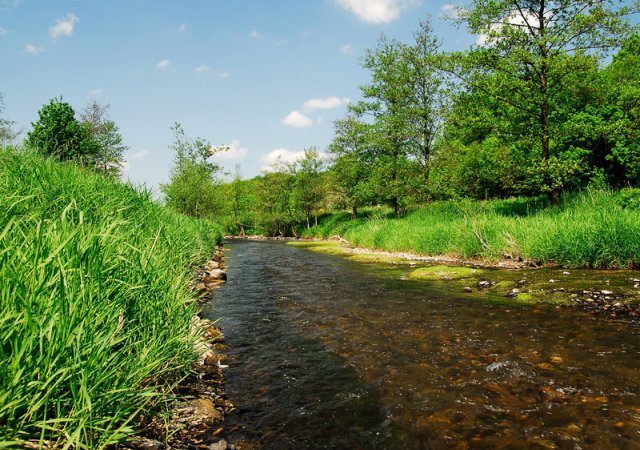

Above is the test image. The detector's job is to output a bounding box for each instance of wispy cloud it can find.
[261,148,327,171]
[440,3,460,19]
[281,111,313,128]
[88,88,104,96]
[261,148,305,170]
[0,0,24,11]
[194,65,210,73]
[334,0,421,24]
[49,13,79,40]
[250,29,263,39]
[217,70,230,79]
[132,150,150,159]
[303,96,350,112]
[156,59,171,69]
[25,43,44,55]
[340,44,353,54]
[177,23,187,33]
[0,27,9,36]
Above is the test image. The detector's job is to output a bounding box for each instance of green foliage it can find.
[0,94,18,146]
[446,0,637,199]
[26,97,100,165]
[305,191,640,269]
[79,100,128,177]
[161,123,223,218]
[0,148,221,448]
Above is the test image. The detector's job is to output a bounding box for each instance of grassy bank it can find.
[0,149,222,448]
[302,191,640,269]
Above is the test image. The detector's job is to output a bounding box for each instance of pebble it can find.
[601,290,613,295]
[562,271,570,275]
[478,281,491,288]
[463,286,473,293]
[207,439,228,450]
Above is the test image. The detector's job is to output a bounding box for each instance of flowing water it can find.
[203,240,640,449]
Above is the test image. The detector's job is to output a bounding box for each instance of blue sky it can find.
[1,0,475,193]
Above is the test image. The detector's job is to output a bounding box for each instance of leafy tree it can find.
[329,116,378,218]
[0,94,19,146]
[26,97,99,164]
[220,166,259,235]
[255,158,297,236]
[161,123,224,218]
[346,34,420,215]
[450,0,638,202]
[402,19,450,186]
[79,100,128,177]
[291,148,325,228]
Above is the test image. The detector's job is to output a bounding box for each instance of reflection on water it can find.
[204,240,640,449]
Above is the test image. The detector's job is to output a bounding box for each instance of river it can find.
[203,240,640,449]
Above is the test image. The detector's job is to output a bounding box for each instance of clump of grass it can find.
[0,149,222,449]
[307,191,640,269]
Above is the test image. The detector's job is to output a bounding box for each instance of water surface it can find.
[204,240,640,449]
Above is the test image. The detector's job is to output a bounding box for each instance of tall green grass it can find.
[306,191,640,268]
[0,149,222,448]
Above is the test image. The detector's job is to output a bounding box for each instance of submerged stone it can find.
[408,265,481,281]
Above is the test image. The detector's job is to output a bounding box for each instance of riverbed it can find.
[203,240,640,449]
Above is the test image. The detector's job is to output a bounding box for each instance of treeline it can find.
[162,0,640,235]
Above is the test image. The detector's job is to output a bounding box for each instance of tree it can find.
[255,158,297,236]
[329,116,378,218]
[450,0,638,202]
[26,97,99,165]
[291,148,325,228]
[161,123,224,218]
[402,19,450,186]
[79,100,128,177]
[0,94,19,146]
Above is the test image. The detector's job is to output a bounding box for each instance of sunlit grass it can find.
[307,192,640,269]
[0,148,222,448]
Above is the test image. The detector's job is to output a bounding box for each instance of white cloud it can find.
[177,23,187,33]
[132,150,150,159]
[217,70,230,79]
[440,3,460,19]
[0,27,8,36]
[303,96,350,112]
[212,140,249,161]
[281,111,313,128]
[335,0,420,24]
[156,59,171,69]
[49,13,79,40]
[299,31,312,38]
[340,44,352,54]
[88,88,104,96]
[261,148,306,170]
[1,0,23,11]
[194,65,210,73]
[476,11,539,45]
[250,29,262,39]
[261,148,328,171]
[25,43,44,55]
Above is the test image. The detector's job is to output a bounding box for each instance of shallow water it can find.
[204,240,640,449]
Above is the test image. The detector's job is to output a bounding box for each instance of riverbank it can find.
[0,149,225,448]
[296,190,640,270]
[124,247,233,450]
[286,240,640,323]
